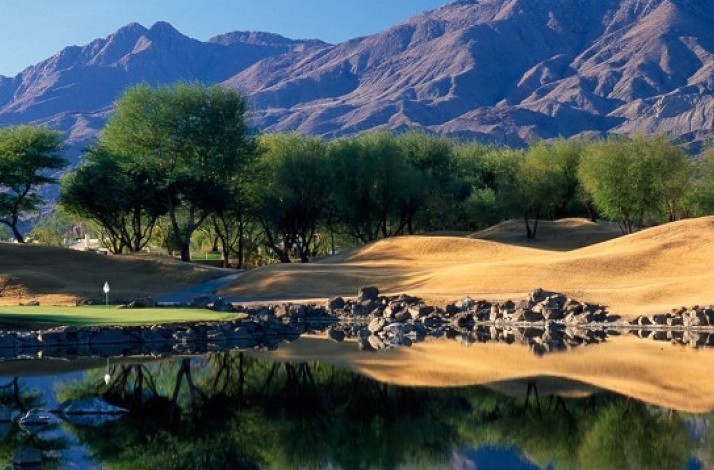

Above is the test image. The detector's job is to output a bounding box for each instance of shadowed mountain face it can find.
[230,0,714,147]
[1,0,714,153]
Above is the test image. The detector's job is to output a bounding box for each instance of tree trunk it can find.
[276,250,291,263]
[236,233,245,269]
[167,198,194,262]
[179,242,191,262]
[329,221,335,255]
[132,209,142,252]
[10,224,24,244]
[585,201,598,223]
[668,201,677,222]
[524,215,535,240]
[220,240,230,268]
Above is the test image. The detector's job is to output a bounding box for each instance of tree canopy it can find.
[251,133,330,263]
[99,83,256,261]
[578,134,691,233]
[0,125,66,243]
[60,146,167,253]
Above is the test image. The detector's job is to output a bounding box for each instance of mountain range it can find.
[1,0,713,157]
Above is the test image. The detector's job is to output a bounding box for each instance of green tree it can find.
[579,134,690,233]
[546,138,586,219]
[396,131,461,233]
[682,146,714,217]
[503,140,583,239]
[60,146,167,253]
[251,133,329,263]
[211,209,264,268]
[101,83,256,261]
[648,135,691,221]
[578,403,692,469]
[0,125,66,243]
[702,147,714,214]
[328,132,422,243]
[0,224,10,241]
[27,208,87,247]
[454,143,506,230]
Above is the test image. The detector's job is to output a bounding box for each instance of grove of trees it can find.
[61,83,256,261]
[2,83,713,265]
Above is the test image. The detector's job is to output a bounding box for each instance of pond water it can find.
[2,331,714,469]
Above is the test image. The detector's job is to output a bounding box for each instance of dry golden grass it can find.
[253,333,714,413]
[0,243,230,305]
[470,217,622,250]
[221,217,714,317]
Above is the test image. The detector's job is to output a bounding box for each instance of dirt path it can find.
[155,272,246,304]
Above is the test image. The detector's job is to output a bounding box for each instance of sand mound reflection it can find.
[256,333,714,413]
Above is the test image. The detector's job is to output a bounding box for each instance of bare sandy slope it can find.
[0,243,230,305]
[470,218,622,250]
[221,217,714,317]
[253,334,714,413]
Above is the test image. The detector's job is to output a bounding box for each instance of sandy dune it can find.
[469,218,622,250]
[221,217,714,317]
[0,244,229,305]
[253,334,714,413]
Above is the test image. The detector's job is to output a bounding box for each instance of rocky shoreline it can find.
[316,287,714,355]
[1,287,713,360]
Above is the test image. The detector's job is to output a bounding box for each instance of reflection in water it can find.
[345,322,611,356]
[0,377,64,468]
[3,316,714,367]
[0,353,712,469]
[342,321,714,357]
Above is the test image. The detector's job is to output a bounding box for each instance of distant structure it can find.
[68,234,108,254]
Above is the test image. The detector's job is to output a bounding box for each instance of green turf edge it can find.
[0,306,245,328]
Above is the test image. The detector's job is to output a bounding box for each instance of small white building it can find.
[68,234,109,254]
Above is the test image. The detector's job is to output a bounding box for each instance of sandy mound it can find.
[470,218,622,250]
[0,244,229,305]
[324,235,541,264]
[221,217,714,316]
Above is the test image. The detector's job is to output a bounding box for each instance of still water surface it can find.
[1,333,713,469]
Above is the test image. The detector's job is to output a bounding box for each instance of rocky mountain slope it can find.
[0,22,326,150]
[230,0,714,148]
[1,0,713,153]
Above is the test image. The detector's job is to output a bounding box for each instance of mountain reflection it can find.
[0,353,699,469]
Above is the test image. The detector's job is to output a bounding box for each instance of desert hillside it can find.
[220,217,714,317]
[0,243,229,305]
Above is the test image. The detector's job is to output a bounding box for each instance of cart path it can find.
[155,272,245,304]
[156,271,329,305]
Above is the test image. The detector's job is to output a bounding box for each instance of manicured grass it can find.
[0,305,241,328]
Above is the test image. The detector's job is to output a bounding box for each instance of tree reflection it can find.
[53,353,702,469]
[578,403,692,469]
[0,377,66,468]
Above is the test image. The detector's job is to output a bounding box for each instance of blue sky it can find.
[0,0,451,77]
